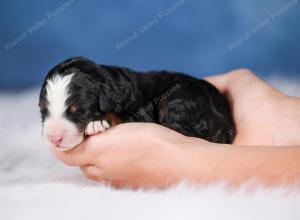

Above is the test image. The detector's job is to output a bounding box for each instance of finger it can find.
[80,164,102,176]
[81,163,121,181]
[80,165,129,188]
[80,165,113,184]
[52,139,95,166]
[80,165,102,180]
[80,164,115,180]
[204,73,229,94]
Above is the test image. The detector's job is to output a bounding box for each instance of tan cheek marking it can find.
[103,113,122,126]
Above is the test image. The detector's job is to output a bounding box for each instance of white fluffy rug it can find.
[1,76,300,220]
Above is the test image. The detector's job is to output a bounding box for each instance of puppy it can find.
[39,57,235,151]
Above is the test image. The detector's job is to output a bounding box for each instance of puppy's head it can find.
[39,57,107,150]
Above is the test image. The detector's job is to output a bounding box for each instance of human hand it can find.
[205,69,300,146]
[52,123,212,188]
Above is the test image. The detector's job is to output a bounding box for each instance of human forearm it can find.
[54,122,300,189]
[176,138,300,187]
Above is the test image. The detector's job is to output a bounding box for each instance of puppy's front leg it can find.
[85,120,110,135]
[85,113,121,136]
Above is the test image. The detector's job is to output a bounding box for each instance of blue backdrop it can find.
[1,0,299,90]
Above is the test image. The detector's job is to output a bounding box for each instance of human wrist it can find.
[171,137,231,184]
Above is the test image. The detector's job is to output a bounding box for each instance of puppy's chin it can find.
[44,134,84,151]
[52,143,80,152]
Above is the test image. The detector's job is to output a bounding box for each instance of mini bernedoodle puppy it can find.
[39,57,235,150]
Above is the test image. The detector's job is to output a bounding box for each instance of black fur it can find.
[39,57,236,143]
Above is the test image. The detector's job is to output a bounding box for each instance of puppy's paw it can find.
[85,120,110,136]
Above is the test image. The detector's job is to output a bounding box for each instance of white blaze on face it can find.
[43,73,84,150]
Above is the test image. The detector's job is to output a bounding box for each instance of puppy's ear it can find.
[99,85,115,113]
[114,86,133,112]
[98,83,134,113]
